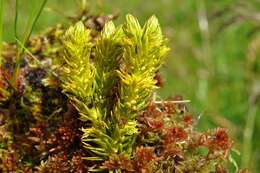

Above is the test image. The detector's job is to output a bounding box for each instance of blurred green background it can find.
[2,0,260,172]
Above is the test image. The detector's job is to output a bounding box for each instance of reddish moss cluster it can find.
[102,99,239,173]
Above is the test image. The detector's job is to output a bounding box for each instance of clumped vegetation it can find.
[0,6,248,173]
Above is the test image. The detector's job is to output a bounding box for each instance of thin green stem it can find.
[15,38,58,78]
[14,0,19,40]
[196,0,211,102]
[12,0,48,88]
[242,101,257,170]
[0,0,4,66]
[24,0,47,43]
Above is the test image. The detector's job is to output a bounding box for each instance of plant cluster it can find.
[0,11,248,173]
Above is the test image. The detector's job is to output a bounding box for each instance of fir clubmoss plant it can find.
[61,14,169,164]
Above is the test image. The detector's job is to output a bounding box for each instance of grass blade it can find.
[14,0,19,40]
[0,0,4,65]
[12,0,48,88]
[24,0,48,43]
